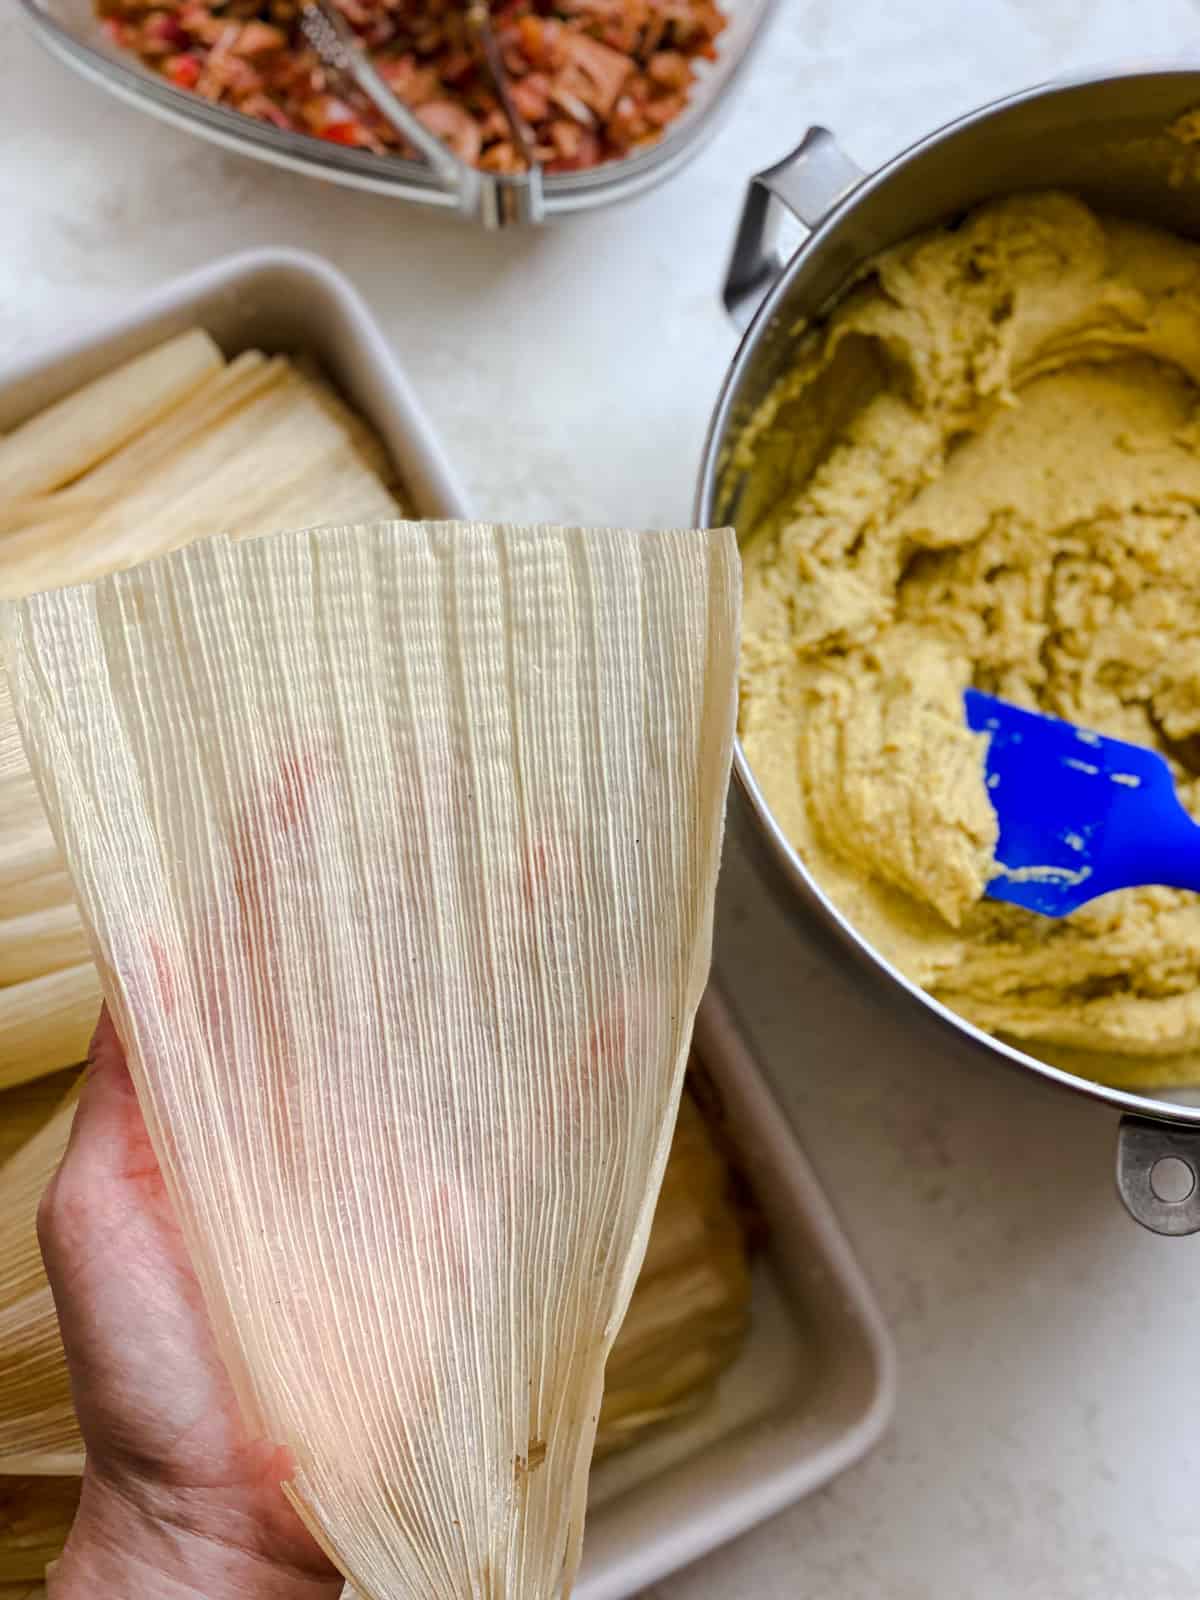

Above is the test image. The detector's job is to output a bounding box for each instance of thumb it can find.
[63,1004,159,1181]
[39,1005,166,1275]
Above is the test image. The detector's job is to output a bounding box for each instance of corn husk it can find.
[0,368,401,601]
[0,330,221,502]
[0,675,63,925]
[4,519,739,1600]
[1,676,99,1084]
[594,1091,751,1457]
[0,1076,75,1172]
[0,331,411,1087]
[0,970,99,1096]
[0,1478,78,1583]
[0,908,89,990]
[0,1088,80,1477]
[0,1072,750,1569]
[0,1073,750,1485]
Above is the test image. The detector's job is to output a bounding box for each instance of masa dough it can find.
[739,193,1200,1088]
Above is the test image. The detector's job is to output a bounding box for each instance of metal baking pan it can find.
[0,254,893,1592]
[579,986,895,1598]
[16,0,778,225]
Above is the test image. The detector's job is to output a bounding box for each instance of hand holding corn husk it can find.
[8,1024,749,1593]
[32,1011,344,1600]
[5,518,739,1598]
[0,338,751,1595]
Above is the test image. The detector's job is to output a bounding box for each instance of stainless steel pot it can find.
[696,65,1200,1237]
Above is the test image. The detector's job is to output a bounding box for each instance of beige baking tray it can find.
[0,248,469,519]
[579,986,895,1596]
[0,254,894,1596]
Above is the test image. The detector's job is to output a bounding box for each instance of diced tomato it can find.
[517,14,544,63]
[511,72,550,122]
[166,52,201,89]
[318,119,370,146]
[305,94,369,145]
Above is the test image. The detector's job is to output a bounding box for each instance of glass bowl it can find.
[18,0,779,222]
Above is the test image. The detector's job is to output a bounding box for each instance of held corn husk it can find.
[4,519,740,1599]
[0,1076,751,1484]
[593,1090,751,1458]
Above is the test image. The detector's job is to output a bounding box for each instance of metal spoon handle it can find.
[300,0,477,207]
[466,1,536,171]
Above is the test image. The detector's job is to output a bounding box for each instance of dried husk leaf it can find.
[0,333,411,1087]
[0,907,89,990]
[0,1089,80,1476]
[0,330,221,501]
[593,1089,751,1457]
[0,675,62,926]
[0,371,400,600]
[0,969,99,1094]
[0,1478,78,1582]
[0,1077,750,1482]
[4,519,739,1599]
[0,1076,76,1172]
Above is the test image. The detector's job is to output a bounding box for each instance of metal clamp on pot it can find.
[698,69,1200,1237]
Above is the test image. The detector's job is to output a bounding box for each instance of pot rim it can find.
[698,60,1200,1127]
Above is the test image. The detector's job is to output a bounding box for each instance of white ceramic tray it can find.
[0,256,894,1595]
[0,248,469,521]
[579,987,895,1596]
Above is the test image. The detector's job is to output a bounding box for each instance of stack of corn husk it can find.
[0,330,422,1583]
[0,329,408,1091]
[0,1086,80,1479]
[0,340,753,1589]
[0,1476,77,1589]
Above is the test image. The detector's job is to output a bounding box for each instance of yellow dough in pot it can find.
[739,192,1200,1087]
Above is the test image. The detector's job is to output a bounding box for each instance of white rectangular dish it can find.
[0,255,894,1596]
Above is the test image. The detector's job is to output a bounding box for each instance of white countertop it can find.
[6,2,1200,1595]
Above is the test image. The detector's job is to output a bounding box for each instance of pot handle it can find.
[723,127,866,331]
[1116,1116,1200,1235]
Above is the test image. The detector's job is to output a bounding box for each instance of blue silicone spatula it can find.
[964,689,1200,918]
